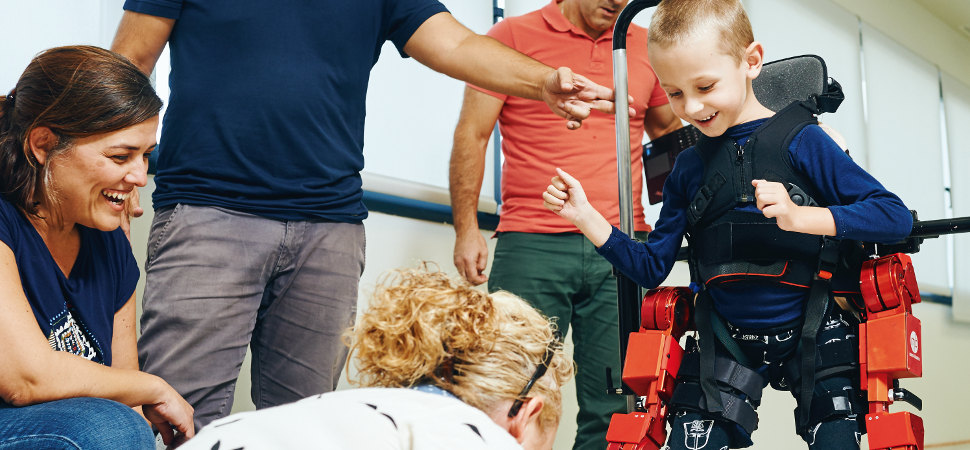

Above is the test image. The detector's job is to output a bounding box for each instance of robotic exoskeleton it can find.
[603,2,970,449]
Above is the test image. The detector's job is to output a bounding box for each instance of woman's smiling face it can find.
[46,116,157,231]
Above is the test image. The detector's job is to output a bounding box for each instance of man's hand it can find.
[121,188,144,241]
[454,231,489,285]
[541,67,632,130]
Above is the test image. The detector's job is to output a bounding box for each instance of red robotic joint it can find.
[606,287,693,450]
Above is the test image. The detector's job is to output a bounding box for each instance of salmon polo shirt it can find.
[471,0,669,234]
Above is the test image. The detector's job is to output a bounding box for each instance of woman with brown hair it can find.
[180,268,574,449]
[0,46,194,449]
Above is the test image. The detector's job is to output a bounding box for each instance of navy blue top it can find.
[597,120,912,329]
[123,0,449,222]
[0,198,139,366]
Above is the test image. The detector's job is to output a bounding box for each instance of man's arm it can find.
[404,12,618,130]
[450,87,503,285]
[642,103,682,141]
[110,11,175,75]
[110,10,174,233]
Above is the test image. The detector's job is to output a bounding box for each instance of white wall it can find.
[0,0,123,89]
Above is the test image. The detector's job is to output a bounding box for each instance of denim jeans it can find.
[138,204,364,430]
[0,397,153,449]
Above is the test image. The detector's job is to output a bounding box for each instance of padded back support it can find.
[753,55,828,112]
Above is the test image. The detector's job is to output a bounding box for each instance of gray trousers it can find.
[138,204,364,430]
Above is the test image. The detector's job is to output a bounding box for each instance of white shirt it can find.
[179,387,523,450]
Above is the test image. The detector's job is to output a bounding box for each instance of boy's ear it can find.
[743,40,766,80]
[507,396,545,443]
[27,127,57,165]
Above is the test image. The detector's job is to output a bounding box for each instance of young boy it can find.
[542,0,912,449]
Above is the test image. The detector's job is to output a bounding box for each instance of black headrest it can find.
[753,55,843,114]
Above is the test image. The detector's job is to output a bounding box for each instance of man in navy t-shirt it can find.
[112,0,618,429]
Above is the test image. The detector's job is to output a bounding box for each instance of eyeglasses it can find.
[507,344,556,417]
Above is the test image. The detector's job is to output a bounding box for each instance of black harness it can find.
[680,99,860,437]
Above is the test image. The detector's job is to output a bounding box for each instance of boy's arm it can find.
[790,126,912,243]
[542,168,613,246]
[752,179,837,236]
[543,166,690,290]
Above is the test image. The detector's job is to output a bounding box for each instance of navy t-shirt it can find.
[0,198,139,366]
[123,0,449,222]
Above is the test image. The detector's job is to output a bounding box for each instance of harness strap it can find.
[695,291,762,413]
[678,352,765,403]
[694,291,724,414]
[688,173,727,225]
[710,308,754,370]
[796,237,841,433]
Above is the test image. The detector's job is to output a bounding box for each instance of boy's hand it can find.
[753,179,799,230]
[753,179,837,236]
[543,168,590,222]
[543,168,613,247]
[542,167,613,247]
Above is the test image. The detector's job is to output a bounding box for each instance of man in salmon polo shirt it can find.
[449,1,682,448]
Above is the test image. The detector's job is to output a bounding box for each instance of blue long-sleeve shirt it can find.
[596,119,912,329]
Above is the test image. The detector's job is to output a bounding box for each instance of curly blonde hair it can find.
[347,268,574,431]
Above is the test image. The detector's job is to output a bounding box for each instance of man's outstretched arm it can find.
[404,12,620,130]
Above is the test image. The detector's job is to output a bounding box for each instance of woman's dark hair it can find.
[0,45,162,217]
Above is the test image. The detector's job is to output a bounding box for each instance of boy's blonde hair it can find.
[347,268,574,431]
[649,0,754,62]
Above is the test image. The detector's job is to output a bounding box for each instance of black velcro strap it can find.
[677,352,765,403]
[694,222,823,265]
[816,338,857,372]
[793,389,863,428]
[670,383,760,435]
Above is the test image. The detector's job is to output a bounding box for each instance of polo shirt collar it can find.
[541,0,626,41]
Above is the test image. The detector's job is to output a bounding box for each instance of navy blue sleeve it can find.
[789,125,912,243]
[596,149,698,289]
[123,0,182,19]
[0,201,17,251]
[385,0,450,57]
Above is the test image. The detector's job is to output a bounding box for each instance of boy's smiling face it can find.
[649,28,770,137]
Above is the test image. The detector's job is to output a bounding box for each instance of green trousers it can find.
[490,231,640,450]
